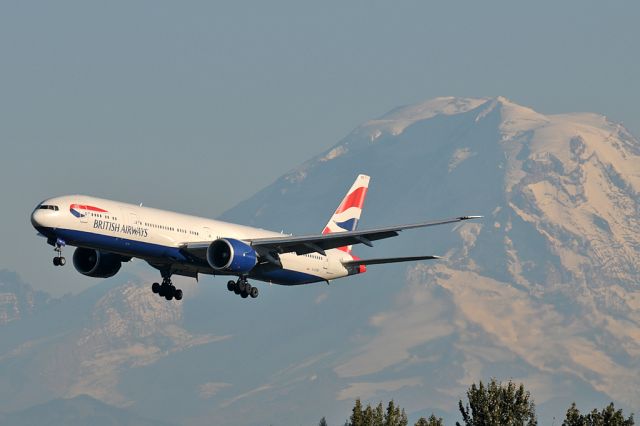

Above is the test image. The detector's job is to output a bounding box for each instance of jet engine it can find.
[206,238,257,274]
[72,247,122,278]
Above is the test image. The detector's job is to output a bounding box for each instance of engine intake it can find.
[72,247,122,278]
[206,238,257,274]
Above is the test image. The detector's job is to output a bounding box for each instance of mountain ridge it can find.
[0,394,174,426]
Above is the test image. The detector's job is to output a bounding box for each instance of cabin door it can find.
[201,226,213,240]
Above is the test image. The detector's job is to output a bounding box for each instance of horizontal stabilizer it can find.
[342,255,441,266]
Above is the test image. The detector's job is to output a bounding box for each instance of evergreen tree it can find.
[319,416,328,426]
[429,414,445,426]
[374,403,385,426]
[415,414,445,426]
[385,400,401,426]
[363,404,375,425]
[351,398,364,426]
[399,408,408,426]
[562,402,634,426]
[456,378,537,426]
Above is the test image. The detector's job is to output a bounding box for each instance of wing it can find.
[342,255,441,266]
[247,215,482,256]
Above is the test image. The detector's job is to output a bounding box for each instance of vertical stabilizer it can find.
[322,174,370,254]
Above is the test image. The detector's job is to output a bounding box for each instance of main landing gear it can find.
[151,273,183,301]
[227,278,259,299]
[52,238,66,266]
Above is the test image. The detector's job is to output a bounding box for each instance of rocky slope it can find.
[0,270,52,325]
[0,276,226,414]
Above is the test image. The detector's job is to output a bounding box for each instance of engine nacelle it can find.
[206,238,257,274]
[72,247,122,278]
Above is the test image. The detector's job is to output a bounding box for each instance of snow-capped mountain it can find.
[1,97,638,425]
[221,96,640,421]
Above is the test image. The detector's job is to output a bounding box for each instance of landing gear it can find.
[150,272,183,301]
[52,238,66,267]
[226,278,259,299]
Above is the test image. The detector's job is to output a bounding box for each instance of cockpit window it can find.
[39,205,59,211]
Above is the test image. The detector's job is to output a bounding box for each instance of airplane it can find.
[30,174,481,301]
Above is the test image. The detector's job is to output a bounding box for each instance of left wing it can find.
[247,215,482,256]
[342,255,441,266]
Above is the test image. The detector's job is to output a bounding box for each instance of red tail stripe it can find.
[335,187,367,214]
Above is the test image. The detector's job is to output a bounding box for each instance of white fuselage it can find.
[31,195,356,285]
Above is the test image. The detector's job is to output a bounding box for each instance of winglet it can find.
[459,215,483,220]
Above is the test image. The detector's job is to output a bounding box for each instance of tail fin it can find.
[322,174,370,254]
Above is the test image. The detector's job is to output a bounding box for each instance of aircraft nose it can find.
[31,203,58,230]
[31,207,43,228]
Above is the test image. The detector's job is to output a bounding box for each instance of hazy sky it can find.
[1,1,639,293]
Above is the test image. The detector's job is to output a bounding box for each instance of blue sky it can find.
[1,1,638,293]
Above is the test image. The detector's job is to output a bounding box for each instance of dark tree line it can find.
[321,378,633,426]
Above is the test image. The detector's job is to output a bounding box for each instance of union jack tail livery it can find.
[322,174,370,254]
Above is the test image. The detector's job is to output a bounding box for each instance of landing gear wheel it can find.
[52,239,66,267]
[249,286,259,298]
[150,272,183,301]
[164,285,174,300]
[229,278,257,300]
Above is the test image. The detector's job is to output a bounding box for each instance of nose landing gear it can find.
[52,238,66,266]
[150,271,183,301]
[227,278,259,299]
